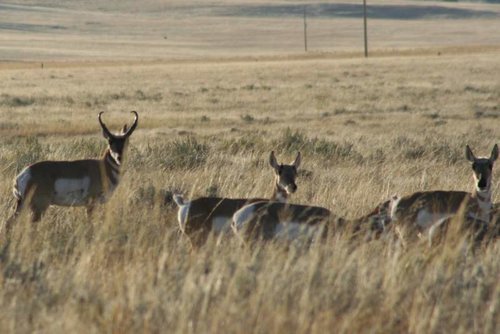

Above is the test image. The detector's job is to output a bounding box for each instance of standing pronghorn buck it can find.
[173,151,301,247]
[5,111,139,230]
[390,144,498,245]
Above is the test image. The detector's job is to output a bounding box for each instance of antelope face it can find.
[466,144,498,193]
[108,136,129,165]
[270,151,301,195]
[99,111,139,165]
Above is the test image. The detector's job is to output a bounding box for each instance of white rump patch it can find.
[416,209,453,230]
[232,204,257,233]
[389,195,401,221]
[274,222,320,241]
[212,216,231,234]
[177,201,191,233]
[14,167,32,198]
[173,194,184,207]
[53,177,91,206]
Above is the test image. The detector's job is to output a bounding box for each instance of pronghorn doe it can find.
[390,144,498,245]
[5,111,138,230]
[231,198,394,242]
[173,151,301,247]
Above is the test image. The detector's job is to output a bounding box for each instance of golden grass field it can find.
[0,1,500,333]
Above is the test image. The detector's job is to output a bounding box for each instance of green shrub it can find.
[0,94,35,107]
[273,128,363,162]
[161,137,209,169]
[219,135,266,154]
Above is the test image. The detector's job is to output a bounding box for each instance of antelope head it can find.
[466,144,498,194]
[269,151,301,196]
[99,111,139,165]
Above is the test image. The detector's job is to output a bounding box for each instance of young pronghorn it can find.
[173,151,301,247]
[5,111,139,230]
[231,198,394,242]
[390,144,498,244]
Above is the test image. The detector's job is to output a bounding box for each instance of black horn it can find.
[123,111,138,137]
[98,111,114,139]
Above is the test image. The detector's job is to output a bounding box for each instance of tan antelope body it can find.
[345,199,395,239]
[232,198,393,242]
[488,203,500,240]
[232,201,331,241]
[390,144,498,244]
[422,198,500,247]
[6,111,138,228]
[173,151,301,247]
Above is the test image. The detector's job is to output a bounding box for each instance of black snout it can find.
[478,178,487,190]
[288,183,297,193]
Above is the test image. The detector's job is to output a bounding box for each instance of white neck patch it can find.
[110,151,121,165]
[275,190,287,203]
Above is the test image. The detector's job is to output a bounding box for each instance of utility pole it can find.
[363,0,368,57]
[303,6,308,52]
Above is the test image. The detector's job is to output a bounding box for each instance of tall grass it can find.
[0,52,499,333]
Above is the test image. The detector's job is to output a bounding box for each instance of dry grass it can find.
[1,0,500,61]
[0,1,500,332]
[0,50,499,333]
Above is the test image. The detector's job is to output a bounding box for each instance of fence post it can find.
[303,6,308,52]
[363,0,368,57]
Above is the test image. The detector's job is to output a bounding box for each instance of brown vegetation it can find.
[0,1,499,332]
[0,49,498,333]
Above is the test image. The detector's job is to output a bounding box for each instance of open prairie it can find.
[0,1,500,333]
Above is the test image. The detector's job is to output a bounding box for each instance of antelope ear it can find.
[269,151,279,170]
[465,145,475,163]
[490,144,499,162]
[292,152,301,169]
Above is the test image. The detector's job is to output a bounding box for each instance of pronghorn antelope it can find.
[390,144,498,244]
[347,198,395,240]
[232,201,331,241]
[422,199,500,247]
[5,111,139,229]
[488,203,500,240]
[231,198,393,242]
[173,151,301,247]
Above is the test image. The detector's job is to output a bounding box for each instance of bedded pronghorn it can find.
[173,151,301,247]
[231,198,394,242]
[389,144,498,244]
[5,111,139,230]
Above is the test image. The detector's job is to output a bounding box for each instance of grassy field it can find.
[1,0,500,61]
[1,1,500,333]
